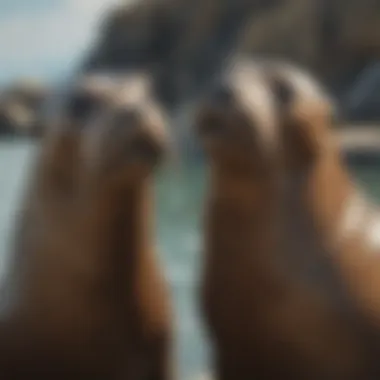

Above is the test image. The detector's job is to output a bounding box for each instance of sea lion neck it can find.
[205,160,282,277]
[9,175,156,345]
[283,149,351,241]
[277,149,356,298]
[80,175,155,263]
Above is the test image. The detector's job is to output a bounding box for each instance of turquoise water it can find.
[1,141,380,379]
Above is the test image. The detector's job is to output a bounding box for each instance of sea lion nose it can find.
[113,107,142,128]
[210,82,235,106]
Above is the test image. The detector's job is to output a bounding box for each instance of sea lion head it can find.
[75,72,169,182]
[43,72,117,153]
[40,71,168,190]
[196,59,279,178]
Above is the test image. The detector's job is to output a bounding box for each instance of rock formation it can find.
[84,0,380,122]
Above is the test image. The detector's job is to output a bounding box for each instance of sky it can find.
[0,0,128,85]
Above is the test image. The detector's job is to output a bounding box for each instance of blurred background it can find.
[1,1,380,379]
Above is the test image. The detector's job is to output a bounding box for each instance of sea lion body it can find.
[0,73,173,379]
[196,59,380,379]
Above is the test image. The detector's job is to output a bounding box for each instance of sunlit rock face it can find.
[82,0,281,110]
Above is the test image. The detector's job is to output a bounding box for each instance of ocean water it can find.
[0,140,380,380]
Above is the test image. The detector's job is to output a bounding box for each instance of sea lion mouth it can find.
[101,136,164,176]
[197,111,227,140]
[127,136,164,164]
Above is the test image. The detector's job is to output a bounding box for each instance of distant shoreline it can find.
[336,126,380,165]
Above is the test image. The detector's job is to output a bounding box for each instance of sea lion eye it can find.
[272,78,293,108]
[67,93,102,121]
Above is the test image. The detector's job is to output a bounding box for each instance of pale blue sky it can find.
[0,0,126,84]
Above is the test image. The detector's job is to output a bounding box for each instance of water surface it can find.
[0,141,379,379]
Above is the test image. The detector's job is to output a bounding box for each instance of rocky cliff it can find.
[83,0,380,122]
[83,0,282,110]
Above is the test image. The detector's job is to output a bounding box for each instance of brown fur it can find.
[196,59,380,379]
[0,73,173,379]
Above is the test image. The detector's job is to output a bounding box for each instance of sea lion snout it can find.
[112,106,142,128]
[110,108,165,164]
[106,99,168,165]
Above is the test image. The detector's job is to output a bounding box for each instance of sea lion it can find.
[195,59,380,379]
[0,72,173,379]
